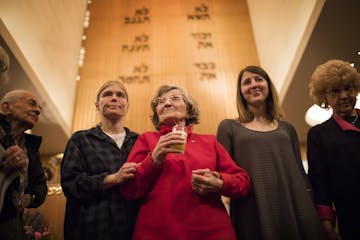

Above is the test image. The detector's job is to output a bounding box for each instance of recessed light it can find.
[305,104,332,126]
[305,94,360,126]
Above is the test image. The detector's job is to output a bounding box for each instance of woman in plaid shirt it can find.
[61,80,140,240]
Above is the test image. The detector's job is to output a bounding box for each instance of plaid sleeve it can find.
[61,134,108,200]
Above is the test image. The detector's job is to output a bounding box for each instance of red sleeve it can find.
[214,138,251,198]
[121,134,162,200]
[316,204,336,227]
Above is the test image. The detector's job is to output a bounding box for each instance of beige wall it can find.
[74,0,259,135]
[0,0,326,144]
[0,0,88,135]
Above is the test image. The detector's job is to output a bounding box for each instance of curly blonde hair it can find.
[309,59,360,109]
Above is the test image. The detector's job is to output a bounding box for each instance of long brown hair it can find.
[236,66,283,122]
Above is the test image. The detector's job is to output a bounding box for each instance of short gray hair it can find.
[150,85,200,130]
[0,89,33,113]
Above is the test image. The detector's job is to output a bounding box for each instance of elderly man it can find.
[0,89,47,240]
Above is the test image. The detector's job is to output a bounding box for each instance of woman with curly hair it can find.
[307,59,360,240]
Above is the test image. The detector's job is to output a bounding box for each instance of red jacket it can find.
[121,125,250,240]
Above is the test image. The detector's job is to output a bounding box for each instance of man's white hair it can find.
[0,89,32,113]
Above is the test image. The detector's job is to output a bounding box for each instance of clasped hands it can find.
[151,132,223,195]
[191,169,223,195]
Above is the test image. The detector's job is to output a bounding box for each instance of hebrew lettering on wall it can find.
[73,0,259,134]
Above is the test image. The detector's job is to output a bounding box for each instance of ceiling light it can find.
[305,94,360,126]
[80,47,85,54]
[305,104,332,126]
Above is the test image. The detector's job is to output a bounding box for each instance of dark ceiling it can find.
[282,0,360,144]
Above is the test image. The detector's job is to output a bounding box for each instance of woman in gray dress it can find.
[217,66,325,240]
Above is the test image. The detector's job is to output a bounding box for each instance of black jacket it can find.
[0,114,47,222]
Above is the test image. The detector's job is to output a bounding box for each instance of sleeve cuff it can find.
[218,173,237,196]
[316,204,336,227]
[137,153,162,181]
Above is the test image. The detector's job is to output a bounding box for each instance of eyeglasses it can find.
[157,95,185,105]
[326,85,356,98]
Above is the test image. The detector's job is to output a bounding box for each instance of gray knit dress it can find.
[217,119,325,240]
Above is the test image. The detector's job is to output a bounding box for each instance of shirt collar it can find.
[159,125,192,135]
[332,108,360,132]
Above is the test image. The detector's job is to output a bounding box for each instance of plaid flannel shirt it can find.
[61,126,140,240]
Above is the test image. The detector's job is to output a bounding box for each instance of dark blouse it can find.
[307,109,360,240]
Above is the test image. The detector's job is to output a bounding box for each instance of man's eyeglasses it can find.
[326,85,356,98]
[157,95,185,105]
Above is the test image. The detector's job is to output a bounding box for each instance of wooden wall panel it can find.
[73,0,259,135]
[26,185,66,240]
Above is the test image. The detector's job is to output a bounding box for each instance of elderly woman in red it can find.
[121,85,250,240]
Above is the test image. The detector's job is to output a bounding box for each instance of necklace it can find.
[351,112,358,126]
